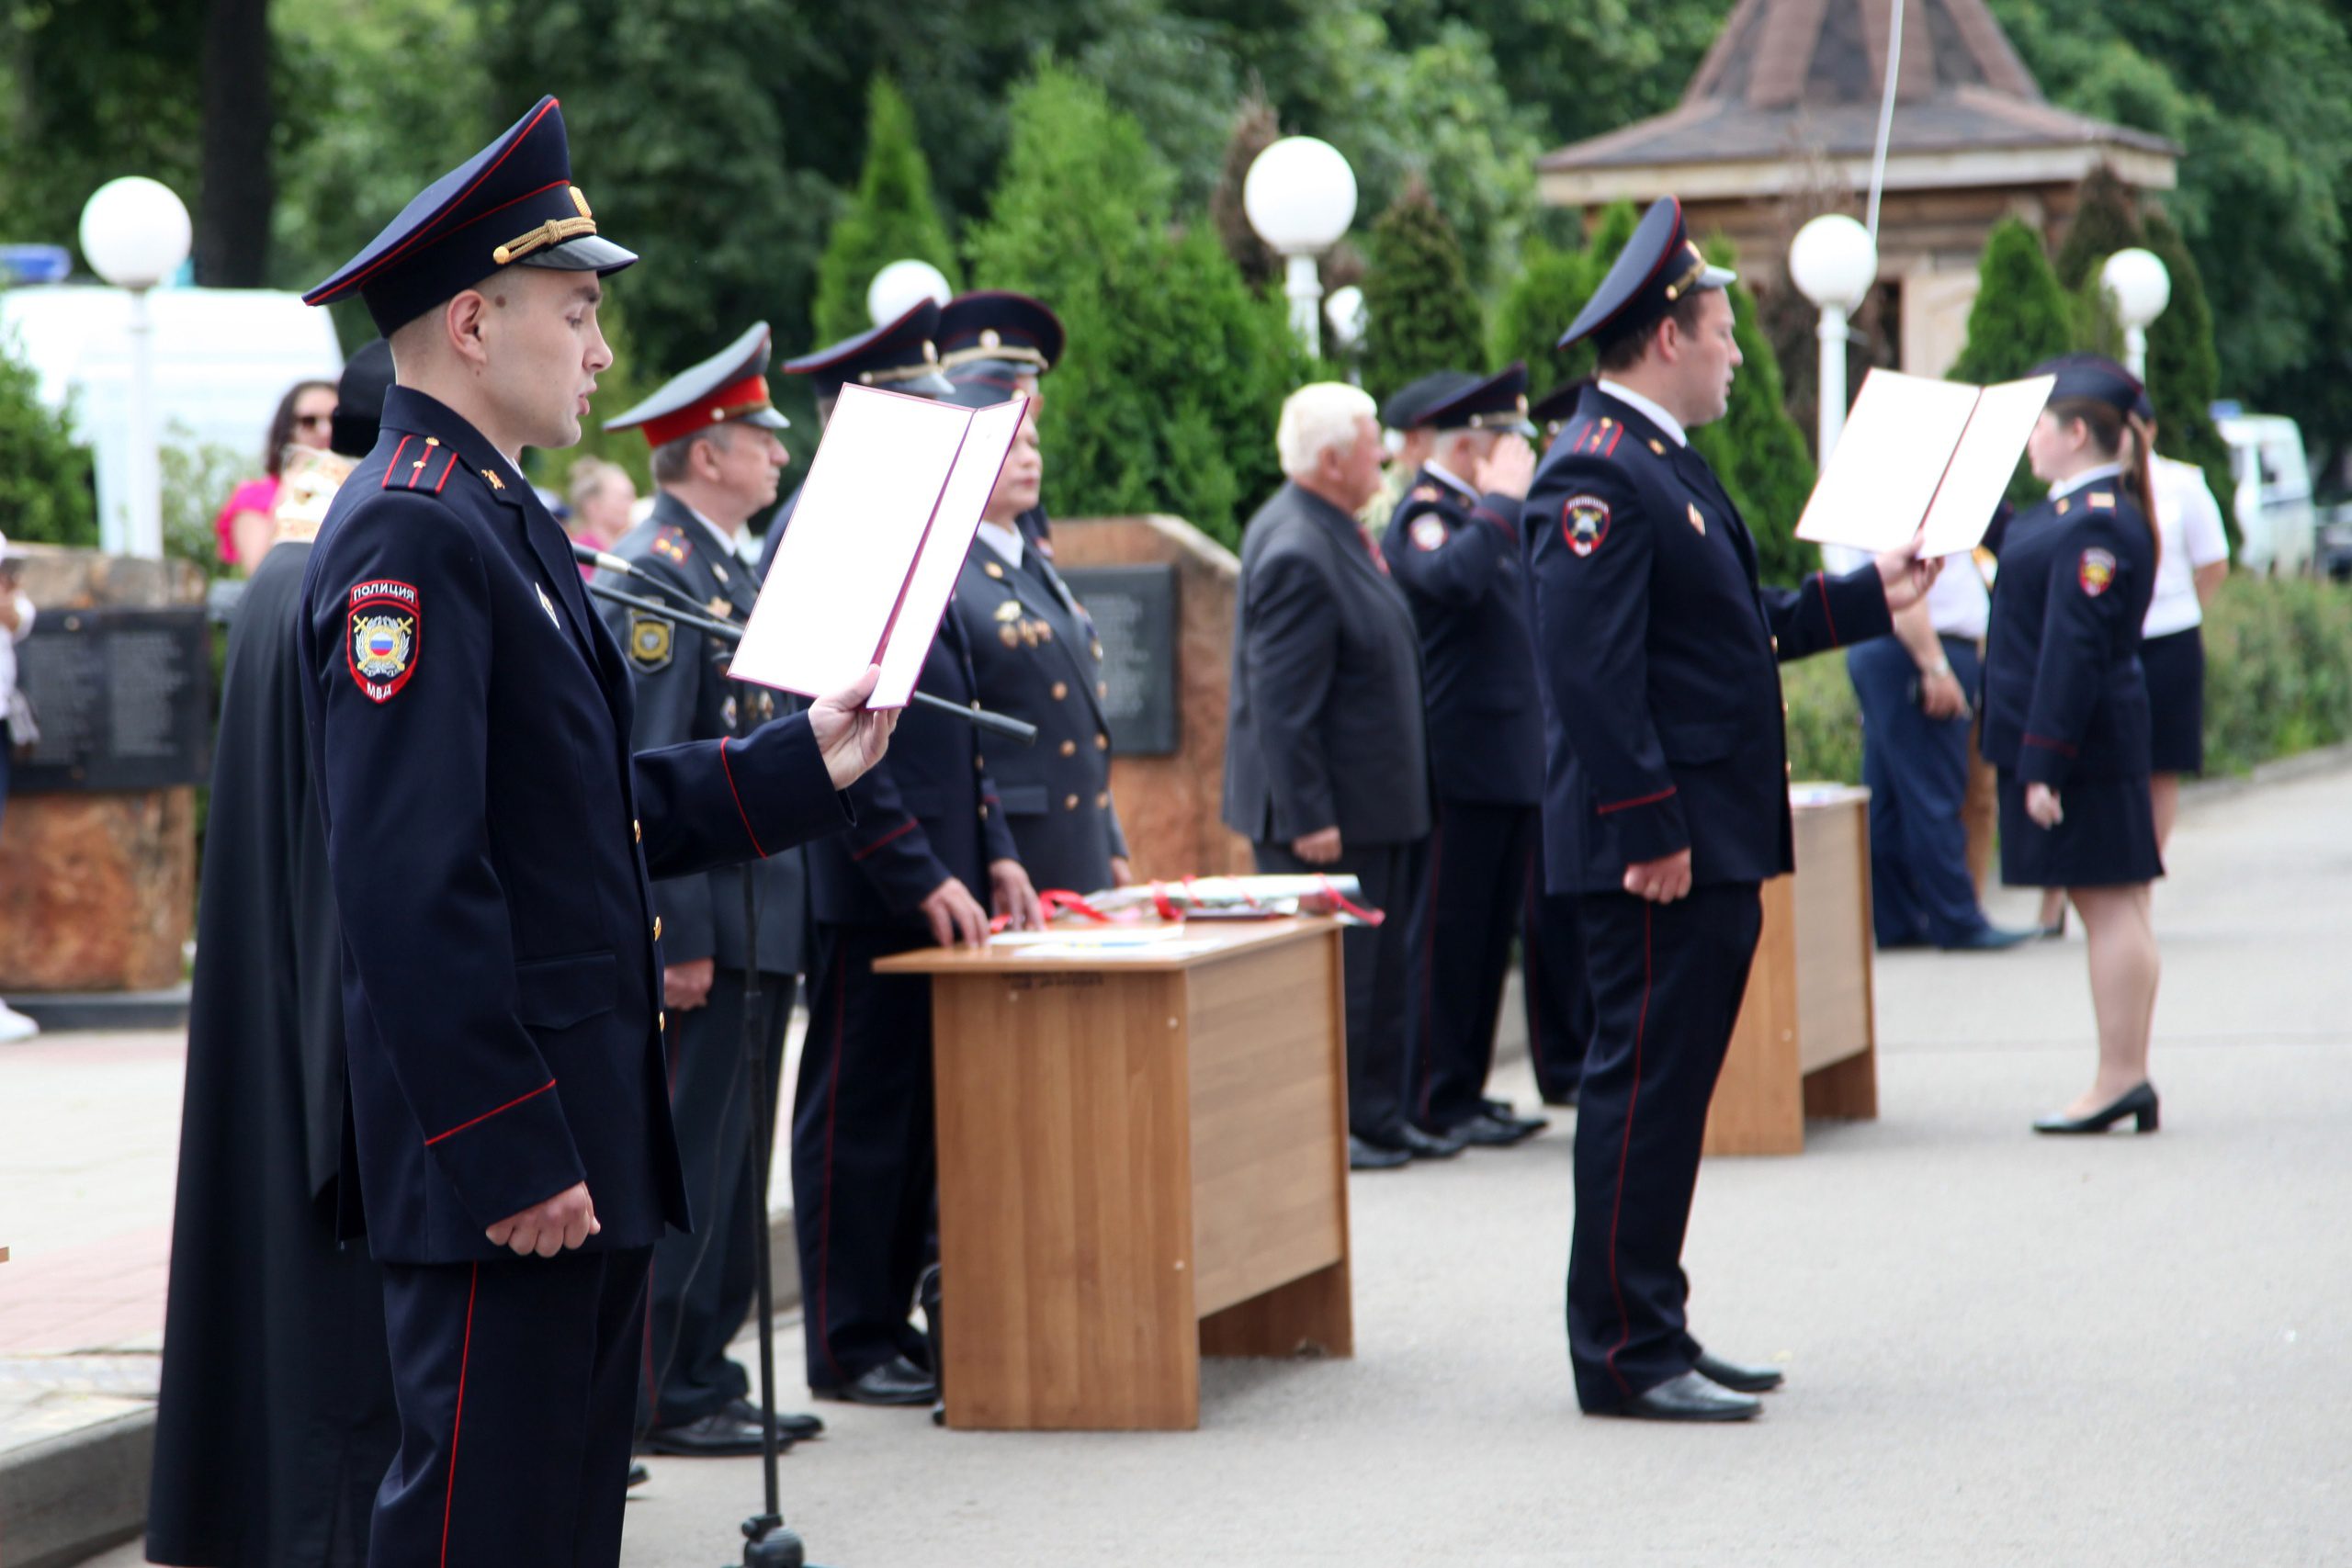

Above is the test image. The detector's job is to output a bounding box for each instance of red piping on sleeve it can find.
[716,738,767,857]
[423,1078,557,1145]
[1595,786,1678,818]
[2022,734,2079,756]
[1814,573,1840,646]
[851,818,918,862]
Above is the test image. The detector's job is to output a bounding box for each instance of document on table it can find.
[1794,369,2054,558]
[729,384,1030,706]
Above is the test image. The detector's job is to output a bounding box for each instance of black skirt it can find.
[2141,626,2205,775]
[1998,770,2164,888]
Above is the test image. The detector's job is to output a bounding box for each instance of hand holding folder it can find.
[1795,369,2055,558]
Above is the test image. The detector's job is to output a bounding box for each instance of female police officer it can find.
[1980,355,2164,1135]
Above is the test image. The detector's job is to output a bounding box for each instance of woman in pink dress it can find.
[213,379,338,571]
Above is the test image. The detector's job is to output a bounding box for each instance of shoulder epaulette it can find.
[650,525,694,564]
[378,434,467,497]
[1556,416,1630,460]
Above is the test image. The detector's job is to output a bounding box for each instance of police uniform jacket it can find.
[1980,476,2155,785]
[599,491,807,976]
[806,608,1020,930]
[299,388,850,1264]
[949,534,1128,892]
[1223,481,1432,846]
[1380,465,1543,805]
[1525,386,1892,895]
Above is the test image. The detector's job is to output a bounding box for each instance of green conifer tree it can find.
[966,66,1313,550]
[0,331,96,546]
[2140,209,2237,540]
[808,76,962,347]
[1689,238,1818,585]
[1359,177,1487,403]
[1488,236,1595,395]
[1951,218,2076,505]
[2052,166,2143,290]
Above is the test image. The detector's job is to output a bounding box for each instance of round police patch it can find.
[628,612,673,671]
[1410,515,1449,552]
[345,580,421,704]
[2077,547,2117,598]
[1563,494,1611,558]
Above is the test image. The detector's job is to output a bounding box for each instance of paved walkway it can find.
[51,760,2352,1565]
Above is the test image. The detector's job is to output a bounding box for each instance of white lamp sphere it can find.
[2101,247,2172,330]
[1788,213,1877,314]
[1325,285,1366,349]
[866,259,953,327]
[1243,137,1358,254]
[78,176,192,289]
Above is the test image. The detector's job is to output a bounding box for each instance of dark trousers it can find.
[1566,886,1762,1412]
[1521,817,1591,1105]
[1410,801,1536,1129]
[1254,837,1426,1143]
[373,1246,651,1567]
[641,969,792,1429]
[1849,635,1991,947]
[791,922,935,1391]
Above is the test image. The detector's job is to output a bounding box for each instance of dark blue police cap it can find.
[1421,362,1536,436]
[2030,354,2145,419]
[304,96,636,338]
[603,321,789,446]
[1557,197,1736,351]
[784,299,953,403]
[1381,371,1480,433]
[330,339,395,458]
[1530,379,1585,437]
[939,292,1064,377]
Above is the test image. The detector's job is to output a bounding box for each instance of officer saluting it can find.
[293,97,892,1562]
[938,291,1133,892]
[1378,364,1548,1146]
[594,324,828,1456]
[1525,197,1933,1422]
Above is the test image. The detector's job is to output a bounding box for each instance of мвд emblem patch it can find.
[1563,494,1611,558]
[346,580,421,704]
[2077,548,2117,598]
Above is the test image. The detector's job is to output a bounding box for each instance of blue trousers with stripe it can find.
[1566,886,1761,1412]
[374,1246,651,1565]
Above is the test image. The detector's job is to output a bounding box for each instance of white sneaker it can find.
[0,1000,40,1042]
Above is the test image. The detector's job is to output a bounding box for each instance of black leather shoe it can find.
[1607,1371,1761,1422]
[725,1397,825,1440]
[1393,1122,1465,1159]
[1692,1351,1785,1393]
[644,1411,783,1457]
[1940,924,2038,952]
[1481,1099,1554,1137]
[1429,1112,1541,1148]
[1349,1134,1410,1170]
[813,1355,937,1406]
[627,1461,650,1490]
[2033,1081,2159,1134]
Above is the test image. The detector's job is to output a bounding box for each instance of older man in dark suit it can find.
[1223,382,1460,1171]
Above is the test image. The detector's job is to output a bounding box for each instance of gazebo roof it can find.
[1539,0,2178,203]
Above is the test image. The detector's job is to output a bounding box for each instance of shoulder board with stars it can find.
[380,434,466,495]
[650,525,694,565]
[1408,483,1442,504]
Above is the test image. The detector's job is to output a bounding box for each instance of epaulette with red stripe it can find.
[1556,414,1633,460]
[650,525,693,565]
[378,434,469,497]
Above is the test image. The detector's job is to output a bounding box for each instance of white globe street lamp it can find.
[866,258,953,328]
[1243,137,1357,358]
[1788,213,1878,463]
[2101,247,2171,382]
[80,175,192,560]
[1324,285,1367,373]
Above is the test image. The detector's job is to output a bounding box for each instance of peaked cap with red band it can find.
[1556,196,1736,351]
[602,321,789,447]
[301,96,637,336]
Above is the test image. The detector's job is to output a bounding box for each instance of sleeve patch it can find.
[2077,547,2117,597]
[346,580,421,703]
[1410,514,1450,552]
[1563,494,1612,558]
[628,611,674,670]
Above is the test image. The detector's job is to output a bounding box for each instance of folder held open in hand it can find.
[1794,368,2055,558]
[729,384,1030,708]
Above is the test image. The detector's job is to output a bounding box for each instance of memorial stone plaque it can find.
[1057,563,1178,756]
[10,605,212,793]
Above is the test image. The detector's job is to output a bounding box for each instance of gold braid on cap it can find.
[857,343,947,386]
[492,194,600,267]
[1660,243,1709,303]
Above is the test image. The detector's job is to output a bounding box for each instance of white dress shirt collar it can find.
[1596,378,1689,448]
[2049,461,2125,501]
[976,519,1024,569]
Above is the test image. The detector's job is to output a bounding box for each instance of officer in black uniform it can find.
[1379,364,1551,1147]
[292,97,893,1563]
[937,292,1133,893]
[594,322,830,1457]
[753,301,954,581]
[1526,197,1933,1422]
[784,325,1042,1407]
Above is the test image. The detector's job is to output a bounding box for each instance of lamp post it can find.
[866,258,953,328]
[2101,247,2171,383]
[1324,284,1366,380]
[1787,213,1878,463]
[1243,137,1357,358]
[78,176,191,560]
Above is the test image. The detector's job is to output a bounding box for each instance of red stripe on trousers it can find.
[440,1261,479,1567]
[1416,818,1444,1122]
[814,946,849,1385]
[1602,905,1654,1401]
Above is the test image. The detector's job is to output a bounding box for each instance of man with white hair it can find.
[1223,383,1460,1171]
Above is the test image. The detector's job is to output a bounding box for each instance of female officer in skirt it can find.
[2137,391,2232,848]
[1980,355,2164,1134]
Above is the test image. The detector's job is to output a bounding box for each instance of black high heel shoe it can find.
[2032,1081,2159,1134]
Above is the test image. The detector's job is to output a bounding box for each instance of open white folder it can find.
[1794,369,2055,558]
[729,384,1029,707]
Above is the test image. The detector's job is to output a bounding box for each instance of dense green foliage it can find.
[808,78,963,346]
[1950,220,2075,385]
[2139,211,2234,534]
[1359,181,1487,404]
[1489,237,1595,397]
[0,333,96,546]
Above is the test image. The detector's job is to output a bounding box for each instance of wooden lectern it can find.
[877,917,1353,1431]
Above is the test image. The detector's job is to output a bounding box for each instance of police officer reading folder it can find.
[1525,197,1936,1423]
[293,96,893,1563]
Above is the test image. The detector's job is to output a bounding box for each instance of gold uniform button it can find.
[658,1010,667,1032]
[976,755,986,772]
[1051,682,1069,701]
[653,917,662,940]
[1096,733,1109,750]
[633,818,642,843]
[1770,637,1780,654]
[1097,682,1108,699]
[1065,794,1080,811]
[1097,791,1110,808]
[978,804,989,818]
[1059,739,1077,757]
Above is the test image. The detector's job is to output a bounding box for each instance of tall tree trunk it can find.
[197,0,274,287]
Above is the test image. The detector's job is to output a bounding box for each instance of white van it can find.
[2214,409,2316,577]
[0,284,343,554]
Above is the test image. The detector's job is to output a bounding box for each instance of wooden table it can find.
[1702,784,1880,1156]
[877,917,1352,1430]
